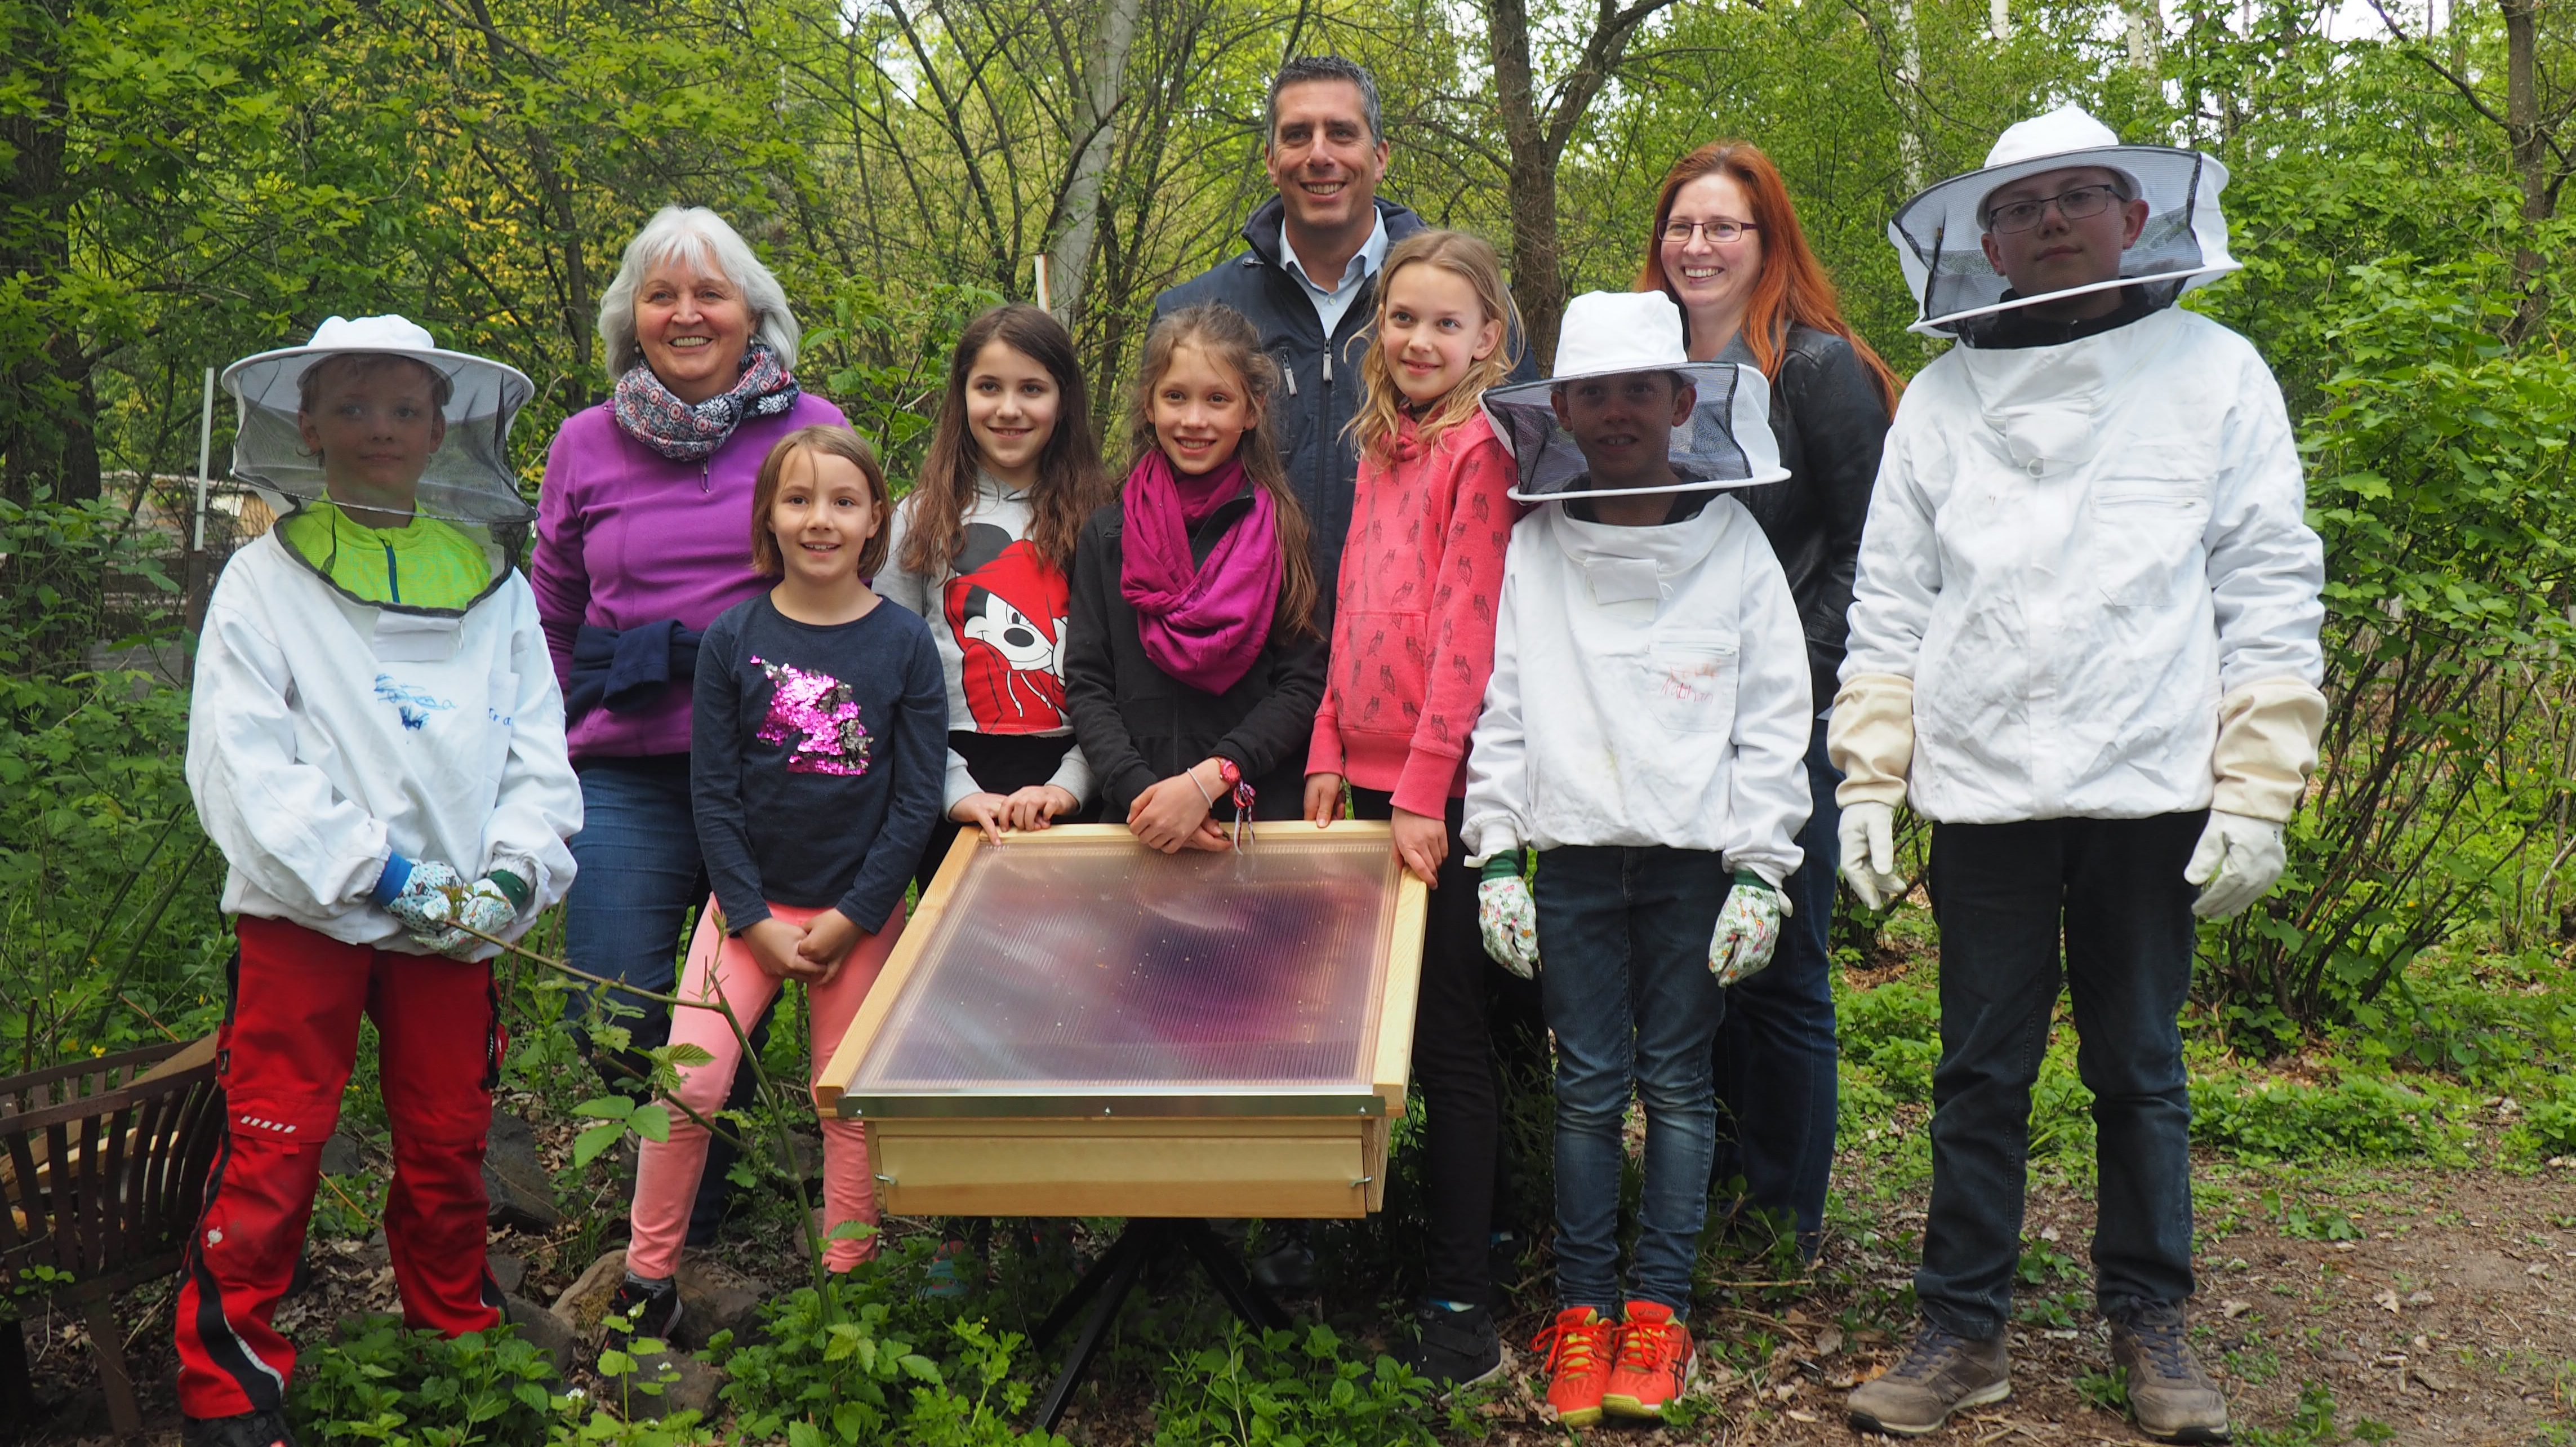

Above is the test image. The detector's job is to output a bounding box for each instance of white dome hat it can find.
[1888,105,2239,340]
[1479,291,1788,503]
[221,314,536,526]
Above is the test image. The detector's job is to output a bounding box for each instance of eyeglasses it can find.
[1660,218,1758,245]
[1985,184,2124,234]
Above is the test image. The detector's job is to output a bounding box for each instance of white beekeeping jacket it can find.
[1838,304,2324,824]
[188,531,581,955]
[1462,494,1812,883]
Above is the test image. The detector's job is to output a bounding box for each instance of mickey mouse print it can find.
[941,522,1070,734]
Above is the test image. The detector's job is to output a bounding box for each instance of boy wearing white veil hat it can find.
[178,317,580,1447]
[1834,107,2325,1440]
[1463,290,1812,1425]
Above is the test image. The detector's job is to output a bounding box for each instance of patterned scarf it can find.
[612,343,802,463]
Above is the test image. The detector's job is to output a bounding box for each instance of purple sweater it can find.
[532,393,849,760]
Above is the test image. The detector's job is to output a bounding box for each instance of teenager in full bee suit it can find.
[180,316,580,1447]
[1831,108,2325,1443]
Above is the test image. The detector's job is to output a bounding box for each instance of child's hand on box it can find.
[1128,764,1221,854]
[1390,807,1449,886]
[1303,773,1345,825]
[1709,872,1786,987]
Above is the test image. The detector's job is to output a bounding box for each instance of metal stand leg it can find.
[1026,1219,1295,1431]
[1031,1225,1155,1431]
[1175,1219,1289,1331]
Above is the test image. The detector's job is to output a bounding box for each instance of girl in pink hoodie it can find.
[1301,230,1538,1388]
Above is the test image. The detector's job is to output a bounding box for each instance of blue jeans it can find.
[1534,845,1730,1316]
[1916,813,2202,1339]
[1711,718,1840,1251]
[566,756,763,1245]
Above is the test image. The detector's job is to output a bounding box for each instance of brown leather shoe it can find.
[1847,1322,2010,1436]
[2110,1305,2230,1442]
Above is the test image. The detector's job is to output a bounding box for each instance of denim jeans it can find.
[1916,813,2203,1339]
[564,756,764,1245]
[1711,718,1841,1253]
[1534,845,1730,1316]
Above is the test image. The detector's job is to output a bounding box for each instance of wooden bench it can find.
[1,1036,223,1440]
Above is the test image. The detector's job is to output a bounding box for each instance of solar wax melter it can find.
[815,822,1425,1219]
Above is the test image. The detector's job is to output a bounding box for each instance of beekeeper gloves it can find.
[1477,852,1540,979]
[1709,872,1788,986]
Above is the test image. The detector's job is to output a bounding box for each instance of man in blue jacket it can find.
[1153,55,1418,589]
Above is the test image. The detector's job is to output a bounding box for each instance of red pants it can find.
[175,915,505,1418]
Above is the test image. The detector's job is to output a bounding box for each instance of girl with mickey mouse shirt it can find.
[878,305,1111,891]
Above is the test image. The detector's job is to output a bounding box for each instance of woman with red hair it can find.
[1638,140,1899,1262]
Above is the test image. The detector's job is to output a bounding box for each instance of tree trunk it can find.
[1486,0,1565,365]
[2502,0,2547,340]
[1047,0,1144,325]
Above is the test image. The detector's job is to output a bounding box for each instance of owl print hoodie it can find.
[1307,409,1521,818]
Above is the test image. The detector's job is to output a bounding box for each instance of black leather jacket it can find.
[1720,325,1894,712]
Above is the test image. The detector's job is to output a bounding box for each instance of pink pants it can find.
[626,898,901,1277]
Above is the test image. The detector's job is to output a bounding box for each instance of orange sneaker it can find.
[1601,1299,1698,1420]
[1532,1306,1616,1427]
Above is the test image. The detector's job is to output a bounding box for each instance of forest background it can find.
[5,0,2576,1441]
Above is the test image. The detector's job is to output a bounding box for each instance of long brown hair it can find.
[900,303,1107,578]
[1638,141,1903,415]
[1123,304,1320,639]
[749,425,890,579]
[1347,230,1523,461]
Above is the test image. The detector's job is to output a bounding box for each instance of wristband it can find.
[370,853,415,908]
[488,869,532,912]
[1481,850,1526,884]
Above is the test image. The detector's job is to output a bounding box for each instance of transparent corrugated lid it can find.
[844,832,1401,1113]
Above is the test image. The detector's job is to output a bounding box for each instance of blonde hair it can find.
[1123,304,1320,639]
[1347,230,1521,461]
[749,425,889,579]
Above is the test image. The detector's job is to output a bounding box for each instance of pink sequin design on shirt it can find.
[751,656,873,775]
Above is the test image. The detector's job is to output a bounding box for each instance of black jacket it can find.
[1062,492,1328,820]
[1720,325,1894,712]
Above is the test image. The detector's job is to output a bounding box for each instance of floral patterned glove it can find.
[432,871,532,959]
[379,858,468,944]
[1476,852,1540,979]
[1709,871,1788,987]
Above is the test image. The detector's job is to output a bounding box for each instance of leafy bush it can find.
[288,1316,565,1444]
[1150,1324,1437,1447]
[2191,1069,2467,1163]
[1837,978,1940,1103]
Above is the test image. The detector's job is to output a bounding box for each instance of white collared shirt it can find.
[1280,211,1390,337]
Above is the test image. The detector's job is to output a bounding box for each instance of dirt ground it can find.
[15,1140,2575,1445]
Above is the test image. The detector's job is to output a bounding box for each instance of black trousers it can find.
[1916,812,2203,1339]
[1349,786,1546,1307]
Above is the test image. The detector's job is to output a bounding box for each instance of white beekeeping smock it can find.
[1831,300,2325,825]
[189,316,580,955]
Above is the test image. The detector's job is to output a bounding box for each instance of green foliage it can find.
[2236,1381,2393,1446]
[712,1258,1066,1445]
[0,494,227,1072]
[287,1317,565,1445]
[2191,1069,2468,1164]
[1836,977,1941,1104]
[1150,1323,1438,1447]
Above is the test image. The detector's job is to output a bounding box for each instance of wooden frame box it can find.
[815,822,1424,1219]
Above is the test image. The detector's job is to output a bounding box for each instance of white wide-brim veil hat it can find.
[1889,104,2238,340]
[221,314,537,528]
[1479,291,1788,503]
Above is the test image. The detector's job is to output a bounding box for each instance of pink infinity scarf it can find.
[1117,449,1280,695]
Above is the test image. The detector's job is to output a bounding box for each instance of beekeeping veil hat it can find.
[1479,291,1787,503]
[1889,104,2237,341]
[222,314,536,615]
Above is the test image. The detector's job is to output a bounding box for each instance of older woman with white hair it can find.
[532,206,847,1246]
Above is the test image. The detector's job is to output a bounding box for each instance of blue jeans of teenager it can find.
[1916,813,2203,1339]
[1535,845,1730,1316]
[1711,718,1840,1253]
[565,756,765,1245]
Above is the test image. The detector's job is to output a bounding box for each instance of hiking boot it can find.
[1601,1299,1698,1419]
[182,1410,297,1447]
[601,1271,683,1346]
[2110,1304,2230,1442]
[1532,1306,1616,1427]
[1395,1301,1504,1389]
[1846,1322,2010,1436]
